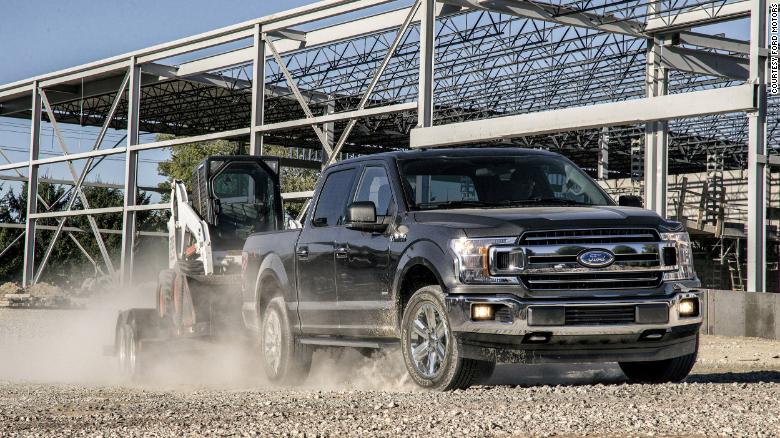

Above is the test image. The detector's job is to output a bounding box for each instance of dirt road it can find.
[1,309,779,437]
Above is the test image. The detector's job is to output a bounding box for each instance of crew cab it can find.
[241,147,702,390]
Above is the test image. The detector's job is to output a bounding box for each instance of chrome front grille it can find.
[520,228,660,246]
[519,228,670,291]
[522,272,663,290]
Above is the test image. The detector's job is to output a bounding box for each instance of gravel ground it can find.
[2,309,780,437]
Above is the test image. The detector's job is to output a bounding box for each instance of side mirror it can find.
[618,195,643,208]
[346,201,387,232]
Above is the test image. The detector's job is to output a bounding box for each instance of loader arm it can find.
[168,180,214,275]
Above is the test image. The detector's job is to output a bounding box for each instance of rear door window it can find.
[312,168,357,227]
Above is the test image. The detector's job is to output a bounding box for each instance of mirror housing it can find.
[618,195,643,208]
[346,201,387,232]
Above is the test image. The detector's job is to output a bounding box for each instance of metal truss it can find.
[0,0,773,290]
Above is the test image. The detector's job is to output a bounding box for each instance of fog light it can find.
[471,304,495,321]
[678,298,699,317]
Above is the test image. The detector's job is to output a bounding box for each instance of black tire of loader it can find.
[156,270,176,323]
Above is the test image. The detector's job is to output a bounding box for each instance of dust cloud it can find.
[0,281,417,391]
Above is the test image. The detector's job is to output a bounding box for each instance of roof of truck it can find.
[333,147,560,166]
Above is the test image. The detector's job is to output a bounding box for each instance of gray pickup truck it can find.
[241,147,702,390]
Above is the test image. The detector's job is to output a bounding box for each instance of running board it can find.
[298,337,399,349]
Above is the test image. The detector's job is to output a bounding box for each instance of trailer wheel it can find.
[118,321,142,380]
[261,297,311,385]
[116,309,158,381]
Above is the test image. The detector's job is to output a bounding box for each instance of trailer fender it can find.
[242,253,293,333]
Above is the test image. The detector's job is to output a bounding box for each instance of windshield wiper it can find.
[417,200,498,210]
[501,197,591,206]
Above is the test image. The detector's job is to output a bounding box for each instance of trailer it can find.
[111,155,286,379]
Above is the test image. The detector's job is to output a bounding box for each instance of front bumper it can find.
[446,290,702,364]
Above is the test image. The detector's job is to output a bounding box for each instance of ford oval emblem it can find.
[577,249,615,268]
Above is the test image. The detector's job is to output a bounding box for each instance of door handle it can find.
[296,246,309,259]
[335,246,349,259]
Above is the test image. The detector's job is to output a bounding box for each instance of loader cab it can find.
[190,156,283,251]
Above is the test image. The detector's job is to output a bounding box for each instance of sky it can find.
[0,0,313,85]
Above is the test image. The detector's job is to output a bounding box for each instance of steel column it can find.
[120,57,142,286]
[22,82,41,287]
[644,27,669,217]
[417,0,435,128]
[747,0,768,292]
[598,127,609,180]
[250,24,266,156]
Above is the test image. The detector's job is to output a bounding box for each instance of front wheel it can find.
[619,336,699,383]
[400,286,495,390]
[261,297,312,385]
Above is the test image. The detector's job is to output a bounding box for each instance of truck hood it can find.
[412,206,669,238]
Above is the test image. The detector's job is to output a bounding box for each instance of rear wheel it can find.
[619,336,699,383]
[118,320,144,381]
[400,285,495,390]
[116,309,158,382]
[261,297,311,384]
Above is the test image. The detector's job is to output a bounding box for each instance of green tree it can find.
[0,182,163,286]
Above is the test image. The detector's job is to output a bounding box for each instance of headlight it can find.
[660,232,696,281]
[450,237,520,284]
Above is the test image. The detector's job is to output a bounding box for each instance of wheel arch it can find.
[392,239,452,329]
[246,253,296,333]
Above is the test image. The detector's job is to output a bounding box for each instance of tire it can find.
[156,270,176,322]
[117,318,143,381]
[116,309,158,382]
[260,297,312,385]
[619,335,699,383]
[400,285,495,391]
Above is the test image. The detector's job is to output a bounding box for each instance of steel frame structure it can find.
[0,0,775,291]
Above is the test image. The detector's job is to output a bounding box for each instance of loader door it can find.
[210,160,281,248]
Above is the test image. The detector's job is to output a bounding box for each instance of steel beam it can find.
[22,82,41,287]
[29,206,128,219]
[409,84,756,148]
[0,222,167,237]
[746,0,768,292]
[257,102,415,133]
[129,127,251,152]
[675,31,750,55]
[645,1,751,32]
[660,46,749,81]
[441,0,644,37]
[120,58,142,286]
[598,127,609,180]
[418,0,435,129]
[250,24,267,156]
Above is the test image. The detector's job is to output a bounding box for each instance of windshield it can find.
[398,154,613,210]
[212,161,279,238]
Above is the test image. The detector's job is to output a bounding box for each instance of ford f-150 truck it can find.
[241,147,702,390]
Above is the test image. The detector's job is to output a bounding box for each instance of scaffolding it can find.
[0,0,776,290]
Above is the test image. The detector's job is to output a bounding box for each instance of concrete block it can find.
[744,291,776,339]
[709,290,746,337]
